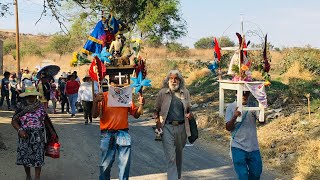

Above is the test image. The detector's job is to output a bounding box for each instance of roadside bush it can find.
[281,47,320,76]
[3,40,15,55]
[21,41,44,57]
[166,42,189,57]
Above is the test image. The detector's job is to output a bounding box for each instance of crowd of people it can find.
[1,67,264,180]
[0,68,91,119]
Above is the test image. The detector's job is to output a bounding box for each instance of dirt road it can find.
[0,110,280,180]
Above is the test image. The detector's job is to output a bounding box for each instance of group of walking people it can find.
[8,68,263,180]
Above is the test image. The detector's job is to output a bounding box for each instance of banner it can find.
[107,86,132,107]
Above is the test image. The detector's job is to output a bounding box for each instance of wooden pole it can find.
[14,0,20,74]
[306,93,311,120]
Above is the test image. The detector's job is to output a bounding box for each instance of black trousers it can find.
[0,91,10,108]
[82,100,93,121]
[60,94,69,112]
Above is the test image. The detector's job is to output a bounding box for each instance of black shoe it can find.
[85,120,88,125]
[71,114,75,117]
[89,118,92,123]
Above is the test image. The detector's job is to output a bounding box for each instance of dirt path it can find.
[0,110,281,180]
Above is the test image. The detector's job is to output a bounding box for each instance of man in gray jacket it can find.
[154,70,193,180]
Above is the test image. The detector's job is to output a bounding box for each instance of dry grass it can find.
[258,112,320,179]
[143,47,213,61]
[281,61,315,84]
[185,68,211,85]
[293,139,320,180]
[251,70,264,81]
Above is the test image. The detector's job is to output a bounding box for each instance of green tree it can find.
[220,36,235,47]
[49,34,74,58]
[194,36,235,49]
[1,0,186,45]
[194,37,212,49]
[137,0,186,42]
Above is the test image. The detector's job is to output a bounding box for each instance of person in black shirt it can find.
[0,71,11,110]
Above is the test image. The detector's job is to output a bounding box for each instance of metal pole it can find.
[14,0,20,74]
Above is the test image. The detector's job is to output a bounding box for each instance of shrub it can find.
[281,47,320,76]
[166,42,189,57]
[3,40,16,55]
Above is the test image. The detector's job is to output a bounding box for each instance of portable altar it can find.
[71,12,151,92]
[214,18,270,122]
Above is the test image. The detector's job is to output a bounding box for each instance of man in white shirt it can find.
[77,75,98,124]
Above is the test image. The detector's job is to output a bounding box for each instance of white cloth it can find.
[107,86,132,107]
[245,83,268,108]
[77,82,98,102]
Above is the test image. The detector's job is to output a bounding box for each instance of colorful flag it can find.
[107,86,132,107]
[88,56,106,82]
[214,37,221,61]
[81,21,106,55]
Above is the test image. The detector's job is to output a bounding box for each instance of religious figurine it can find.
[109,35,123,57]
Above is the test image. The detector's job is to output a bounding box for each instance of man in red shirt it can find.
[92,77,144,180]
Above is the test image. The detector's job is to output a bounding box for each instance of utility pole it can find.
[14,0,20,74]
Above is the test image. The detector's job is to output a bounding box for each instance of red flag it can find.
[89,56,106,82]
[214,37,221,61]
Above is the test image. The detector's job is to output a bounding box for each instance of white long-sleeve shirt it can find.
[77,82,98,102]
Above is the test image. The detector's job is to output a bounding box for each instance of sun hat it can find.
[20,86,41,97]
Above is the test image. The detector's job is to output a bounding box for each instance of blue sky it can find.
[1,0,320,48]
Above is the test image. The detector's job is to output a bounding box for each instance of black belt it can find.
[167,120,185,126]
[101,128,129,133]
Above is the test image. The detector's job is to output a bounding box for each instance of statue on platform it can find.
[109,35,123,57]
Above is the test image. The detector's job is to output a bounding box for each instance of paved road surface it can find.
[0,110,280,180]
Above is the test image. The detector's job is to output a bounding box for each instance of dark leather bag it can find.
[188,116,198,144]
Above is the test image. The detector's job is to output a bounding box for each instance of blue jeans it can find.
[231,147,262,180]
[99,131,131,180]
[68,93,78,114]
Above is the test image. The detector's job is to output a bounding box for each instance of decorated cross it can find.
[115,72,126,85]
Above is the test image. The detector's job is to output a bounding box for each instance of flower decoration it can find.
[70,52,91,67]
[241,65,249,71]
[130,71,151,94]
[131,38,143,44]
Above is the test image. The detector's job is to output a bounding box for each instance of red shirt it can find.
[99,92,137,130]
[65,80,80,95]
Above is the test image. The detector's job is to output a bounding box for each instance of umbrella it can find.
[36,65,61,79]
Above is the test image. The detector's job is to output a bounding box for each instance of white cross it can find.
[115,72,126,85]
